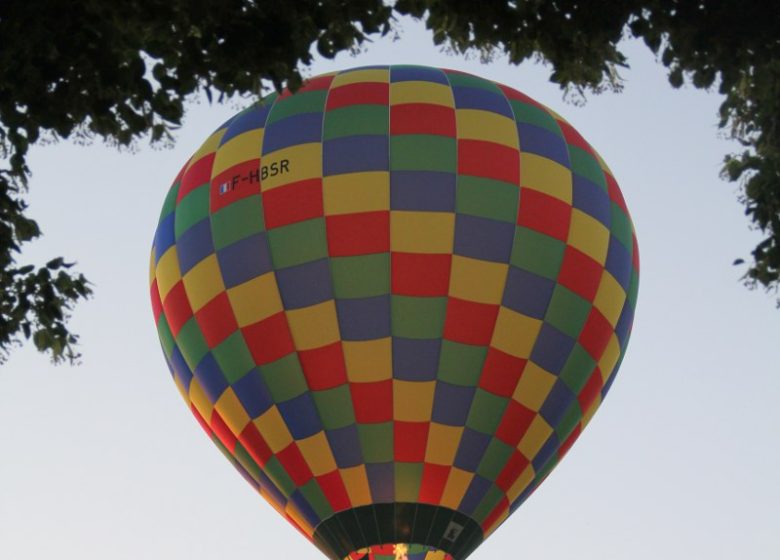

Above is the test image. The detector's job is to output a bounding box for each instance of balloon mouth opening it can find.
[313,503,483,560]
[345,543,452,560]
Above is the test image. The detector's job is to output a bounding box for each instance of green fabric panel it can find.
[175,318,210,372]
[267,218,329,269]
[476,439,514,481]
[212,331,256,384]
[233,441,263,483]
[330,253,391,299]
[536,453,559,481]
[628,269,639,310]
[445,72,502,93]
[569,146,607,189]
[555,401,583,441]
[509,100,562,136]
[211,195,265,250]
[510,226,565,280]
[159,181,181,221]
[211,433,234,456]
[609,202,634,252]
[466,390,508,435]
[260,354,308,402]
[264,456,297,497]
[391,296,447,339]
[323,105,389,139]
[545,285,591,338]
[612,352,628,379]
[472,484,505,524]
[259,91,279,106]
[174,185,210,238]
[395,462,424,503]
[389,135,457,172]
[456,175,518,223]
[266,90,328,124]
[156,314,175,359]
[437,340,488,386]
[358,422,393,463]
[312,386,356,429]
[300,479,335,519]
[559,344,597,394]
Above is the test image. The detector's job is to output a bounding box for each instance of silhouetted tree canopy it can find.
[1,0,778,363]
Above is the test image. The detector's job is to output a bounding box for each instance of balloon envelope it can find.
[150,65,638,559]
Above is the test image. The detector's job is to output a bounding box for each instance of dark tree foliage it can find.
[0,0,778,363]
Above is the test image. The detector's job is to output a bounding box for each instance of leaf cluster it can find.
[0,173,91,363]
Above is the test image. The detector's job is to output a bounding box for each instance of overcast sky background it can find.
[2,17,779,560]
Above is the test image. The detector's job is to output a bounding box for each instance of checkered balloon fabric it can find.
[150,65,638,560]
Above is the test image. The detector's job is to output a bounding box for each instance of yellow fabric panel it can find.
[547,108,566,122]
[340,465,372,507]
[286,301,340,350]
[425,423,463,466]
[260,489,285,517]
[343,338,392,382]
[395,469,423,504]
[285,503,315,537]
[181,254,225,312]
[297,432,338,476]
[520,153,573,203]
[598,333,622,381]
[148,251,156,287]
[261,142,322,191]
[440,467,473,510]
[390,82,455,107]
[227,272,283,327]
[214,388,251,436]
[263,489,288,517]
[323,171,390,215]
[331,68,389,87]
[187,129,226,168]
[155,247,181,301]
[253,407,293,453]
[390,211,455,253]
[512,361,556,411]
[393,380,436,422]
[172,373,188,403]
[593,148,614,175]
[593,271,626,327]
[177,332,205,372]
[449,255,509,305]
[568,209,610,264]
[211,129,264,177]
[491,307,543,359]
[517,415,553,460]
[581,395,601,428]
[456,109,519,148]
[506,463,536,503]
[188,378,214,421]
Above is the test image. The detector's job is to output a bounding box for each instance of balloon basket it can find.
[345,543,453,560]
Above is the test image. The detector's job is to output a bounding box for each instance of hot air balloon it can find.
[149,65,638,560]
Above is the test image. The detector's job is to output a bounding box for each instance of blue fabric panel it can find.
[336,295,391,341]
[390,171,456,211]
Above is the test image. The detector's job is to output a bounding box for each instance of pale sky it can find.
[2,17,779,560]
